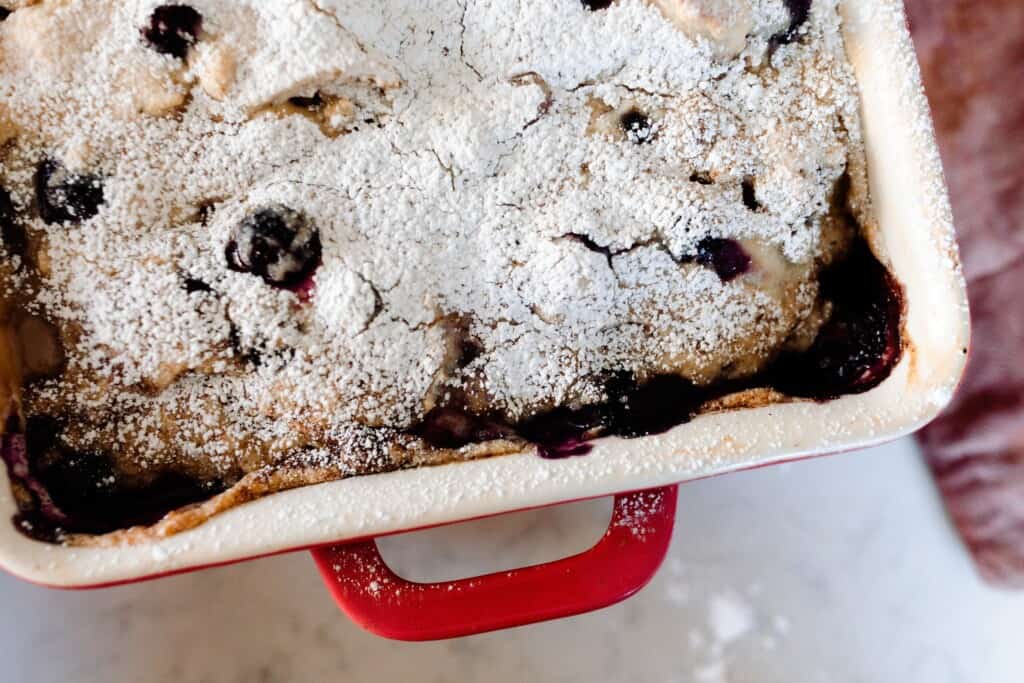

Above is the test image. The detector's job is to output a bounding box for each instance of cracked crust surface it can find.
[0,0,867,542]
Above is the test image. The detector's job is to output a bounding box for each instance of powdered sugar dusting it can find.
[0,0,864,523]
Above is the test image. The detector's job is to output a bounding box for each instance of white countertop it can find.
[2,438,1022,682]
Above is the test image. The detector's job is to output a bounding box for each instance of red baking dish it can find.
[0,0,969,641]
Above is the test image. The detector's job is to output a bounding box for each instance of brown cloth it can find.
[908,0,1024,586]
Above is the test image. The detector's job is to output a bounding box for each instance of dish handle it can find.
[310,485,678,641]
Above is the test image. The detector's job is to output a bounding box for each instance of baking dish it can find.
[0,0,968,640]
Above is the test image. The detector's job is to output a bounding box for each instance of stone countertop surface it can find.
[1,438,1022,682]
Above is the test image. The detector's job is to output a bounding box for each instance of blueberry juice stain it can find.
[417,236,903,459]
[1,416,227,542]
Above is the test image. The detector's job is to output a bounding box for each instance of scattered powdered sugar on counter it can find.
[0,0,868,538]
[709,591,755,644]
[661,555,795,682]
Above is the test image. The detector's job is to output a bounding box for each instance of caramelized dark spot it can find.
[183,277,213,294]
[0,7,10,22]
[16,314,65,380]
[143,4,203,60]
[228,321,262,367]
[0,186,28,259]
[288,92,325,111]
[689,172,714,185]
[458,337,484,368]
[741,177,761,211]
[416,408,480,449]
[696,237,751,282]
[620,109,655,144]
[196,198,220,226]
[34,159,105,226]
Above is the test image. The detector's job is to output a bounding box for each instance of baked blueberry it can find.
[621,110,655,144]
[0,186,27,258]
[143,4,203,60]
[416,407,513,450]
[0,7,11,22]
[774,0,812,45]
[517,406,603,459]
[225,205,322,288]
[603,372,703,438]
[771,239,902,399]
[517,372,706,452]
[24,415,63,462]
[1,416,71,536]
[696,237,751,281]
[581,0,614,9]
[34,159,105,226]
[12,414,228,536]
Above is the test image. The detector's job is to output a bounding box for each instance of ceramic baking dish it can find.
[0,0,969,640]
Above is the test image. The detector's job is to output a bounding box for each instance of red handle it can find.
[310,485,678,641]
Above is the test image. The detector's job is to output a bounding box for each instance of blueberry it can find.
[517,405,603,459]
[620,109,654,144]
[773,0,812,45]
[770,239,902,399]
[34,159,105,226]
[1,416,71,535]
[696,238,751,282]
[581,0,614,9]
[515,372,706,453]
[0,186,27,257]
[15,413,227,537]
[416,407,513,450]
[603,372,703,438]
[0,7,10,22]
[225,205,322,288]
[24,414,63,462]
[143,4,202,59]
